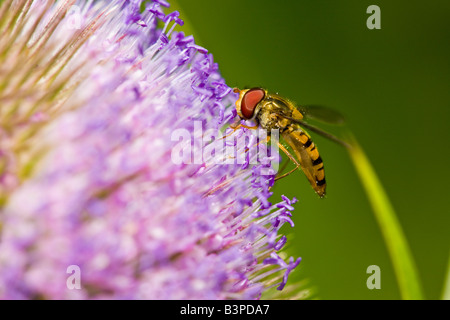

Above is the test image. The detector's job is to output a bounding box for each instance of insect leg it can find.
[252,134,270,149]
[221,121,259,140]
[231,123,260,130]
[274,143,301,181]
[275,157,291,179]
[275,166,300,181]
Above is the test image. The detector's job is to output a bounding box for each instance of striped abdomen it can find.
[281,125,326,197]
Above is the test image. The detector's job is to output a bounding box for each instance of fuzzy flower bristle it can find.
[0,0,302,299]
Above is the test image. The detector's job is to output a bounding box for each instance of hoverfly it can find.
[233,87,350,198]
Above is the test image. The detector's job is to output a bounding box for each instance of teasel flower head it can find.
[0,0,303,299]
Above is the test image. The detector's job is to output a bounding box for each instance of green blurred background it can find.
[175,0,450,299]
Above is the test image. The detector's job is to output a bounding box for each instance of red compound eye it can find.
[241,88,265,119]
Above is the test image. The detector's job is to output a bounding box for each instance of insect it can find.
[233,87,349,198]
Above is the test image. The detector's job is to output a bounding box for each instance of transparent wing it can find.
[275,112,351,149]
[298,104,346,125]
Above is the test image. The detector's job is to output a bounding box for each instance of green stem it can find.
[442,251,450,300]
[346,134,423,299]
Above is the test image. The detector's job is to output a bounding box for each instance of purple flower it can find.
[0,0,302,299]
